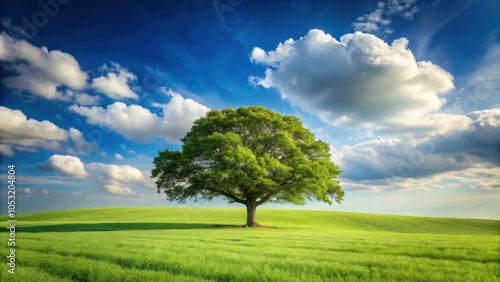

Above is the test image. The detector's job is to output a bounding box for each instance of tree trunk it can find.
[243,201,259,227]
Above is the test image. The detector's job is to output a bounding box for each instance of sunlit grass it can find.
[1,207,499,281]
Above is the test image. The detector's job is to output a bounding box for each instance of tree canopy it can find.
[152,106,344,227]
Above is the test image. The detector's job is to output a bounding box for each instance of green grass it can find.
[1,207,499,281]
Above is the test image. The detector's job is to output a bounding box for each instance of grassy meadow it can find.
[1,207,499,281]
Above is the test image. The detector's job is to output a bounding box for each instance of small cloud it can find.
[353,0,420,34]
[19,188,62,195]
[20,188,34,194]
[103,181,134,195]
[73,92,101,106]
[115,153,124,160]
[36,154,88,178]
[70,89,209,143]
[91,62,139,100]
[0,144,14,157]
[0,32,88,100]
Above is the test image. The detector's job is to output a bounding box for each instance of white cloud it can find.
[74,93,100,106]
[0,144,14,157]
[353,0,419,34]
[91,62,138,100]
[86,162,147,195]
[86,162,144,182]
[340,165,500,192]
[103,181,134,195]
[0,106,98,155]
[332,108,499,191]
[36,154,89,178]
[250,29,454,132]
[0,106,68,150]
[20,188,34,194]
[115,153,124,160]
[36,154,150,195]
[0,32,88,100]
[70,89,209,143]
[87,163,144,182]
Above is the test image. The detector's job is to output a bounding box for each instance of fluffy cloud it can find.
[0,32,88,100]
[0,106,68,150]
[432,109,500,162]
[36,154,151,195]
[86,162,144,182]
[115,153,124,160]
[353,0,419,34]
[102,181,134,195]
[70,89,210,143]
[91,62,138,100]
[340,166,500,192]
[250,29,454,132]
[36,154,89,178]
[333,109,499,190]
[0,106,98,155]
[85,162,147,195]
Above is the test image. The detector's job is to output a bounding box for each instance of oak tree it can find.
[152,106,343,227]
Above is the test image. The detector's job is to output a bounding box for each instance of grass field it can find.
[1,207,499,281]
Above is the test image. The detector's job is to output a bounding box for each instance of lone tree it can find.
[152,106,344,227]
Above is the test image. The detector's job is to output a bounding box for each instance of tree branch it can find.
[256,191,277,206]
[207,188,245,204]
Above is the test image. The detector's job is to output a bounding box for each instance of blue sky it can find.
[1,0,499,219]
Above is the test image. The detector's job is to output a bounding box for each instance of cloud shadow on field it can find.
[17,222,238,233]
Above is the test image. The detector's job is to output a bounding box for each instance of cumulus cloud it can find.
[86,162,146,195]
[340,166,500,192]
[115,153,124,160]
[332,108,499,191]
[250,29,454,132]
[431,109,500,163]
[102,181,134,195]
[0,32,88,100]
[70,89,210,143]
[36,154,89,178]
[0,106,68,150]
[86,162,144,182]
[0,106,98,155]
[91,62,139,100]
[36,154,151,195]
[353,0,419,34]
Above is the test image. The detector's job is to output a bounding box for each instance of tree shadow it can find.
[17,222,238,233]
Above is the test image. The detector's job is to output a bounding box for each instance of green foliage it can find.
[152,106,343,211]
